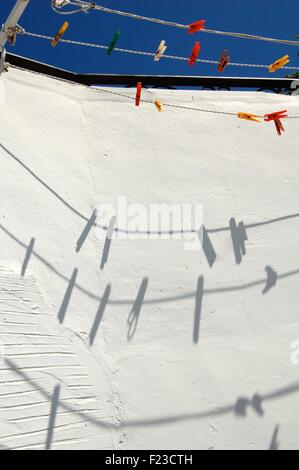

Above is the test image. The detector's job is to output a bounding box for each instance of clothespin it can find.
[237,112,261,123]
[268,55,289,73]
[154,40,167,62]
[264,110,288,136]
[51,22,69,47]
[189,42,200,66]
[6,24,24,46]
[107,30,121,55]
[154,100,163,112]
[53,0,69,6]
[217,50,230,72]
[135,82,142,106]
[188,20,206,34]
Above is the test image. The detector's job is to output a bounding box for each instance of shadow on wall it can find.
[269,424,279,450]
[57,268,78,324]
[45,385,60,451]
[127,277,149,340]
[235,393,264,417]
[0,220,295,307]
[0,219,295,312]
[199,226,216,268]
[263,266,278,294]
[229,218,248,265]
[21,237,35,276]
[4,358,299,435]
[76,209,97,253]
[1,142,299,238]
[100,216,116,270]
[89,284,111,345]
[193,276,204,344]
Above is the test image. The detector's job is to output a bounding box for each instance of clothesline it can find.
[22,31,299,71]
[51,0,299,47]
[8,62,299,121]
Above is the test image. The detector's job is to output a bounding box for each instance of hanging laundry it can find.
[135,82,142,106]
[217,50,230,72]
[107,30,121,55]
[189,42,200,66]
[154,40,167,61]
[264,110,288,135]
[237,112,261,123]
[154,100,163,112]
[51,22,69,47]
[268,55,289,73]
[188,20,206,34]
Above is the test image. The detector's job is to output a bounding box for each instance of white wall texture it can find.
[0,68,298,449]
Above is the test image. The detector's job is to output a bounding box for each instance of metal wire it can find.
[22,31,299,71]
[52,0,299,47]
[8,62,299,120]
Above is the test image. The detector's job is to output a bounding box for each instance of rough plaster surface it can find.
[0,68,298,449]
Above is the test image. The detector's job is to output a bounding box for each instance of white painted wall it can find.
[0,68,298,449]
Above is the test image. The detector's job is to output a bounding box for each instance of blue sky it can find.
[1,0,299,77]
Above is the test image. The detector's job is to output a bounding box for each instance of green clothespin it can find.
[107,30,121,55]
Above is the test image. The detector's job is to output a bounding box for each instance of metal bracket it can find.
[291,80,299,96]
[0,0,30,51]
[0,48,8,76]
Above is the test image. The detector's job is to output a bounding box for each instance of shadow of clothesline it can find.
[1,142,299,237]
[4,358,299,431]
[0,221,298,307]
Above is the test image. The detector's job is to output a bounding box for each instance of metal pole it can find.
[0,0,30,50]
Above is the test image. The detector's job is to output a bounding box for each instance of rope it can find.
[52,0,299,47]
[8,62,299,119]
[22,31,299,71]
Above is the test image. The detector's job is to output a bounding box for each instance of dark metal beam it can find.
[5,52,299,94]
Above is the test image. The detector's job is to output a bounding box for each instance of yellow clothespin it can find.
[237,112,261,123]
[51,22,69,47]
[268,55,289,73]
[154,40,167,62]
[155,100,163,112]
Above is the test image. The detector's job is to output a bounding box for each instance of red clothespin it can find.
[135,82,142,106]
[217,50,230,72]
[189,42,200,66]
[264,110,288,136]
[188,20,206,34]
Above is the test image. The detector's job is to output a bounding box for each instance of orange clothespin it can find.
[154,100,163,112]
[268,55,289,73]
[237,112,261,123]
[51,22,69,47]
[188,20,206,34]
[217,50,230,72]
[135,82,142,106]
[189,42,200,66]
[154,40,167,61]
[264,110,288,136]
